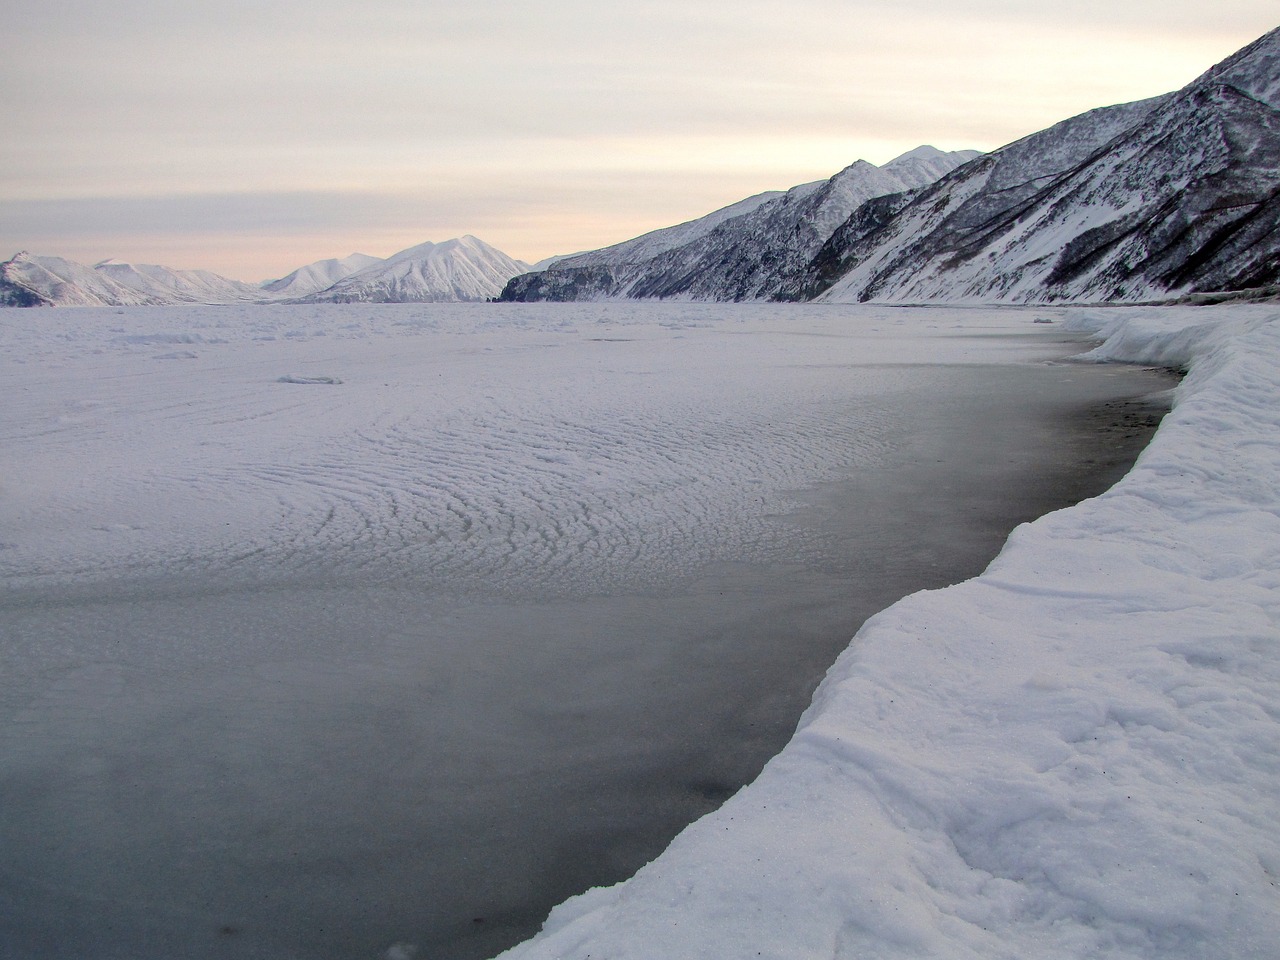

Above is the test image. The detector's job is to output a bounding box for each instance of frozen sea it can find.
[0,303,1176,959]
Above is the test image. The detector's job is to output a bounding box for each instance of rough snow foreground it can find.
[498,306,1280,960]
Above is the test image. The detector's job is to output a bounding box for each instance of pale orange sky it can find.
[2,1,1276,281]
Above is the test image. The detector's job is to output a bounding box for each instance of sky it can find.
[2,1,1277,282]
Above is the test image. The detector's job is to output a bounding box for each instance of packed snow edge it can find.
[495,305,1280,960]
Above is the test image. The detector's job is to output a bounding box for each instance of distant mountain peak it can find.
[299,236,530,304]
[886,144,948,162]
[262,252,383,297]
[1,252,266,307]
[3,238,530,308]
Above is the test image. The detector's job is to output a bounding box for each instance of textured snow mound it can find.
[497,305,1280,960]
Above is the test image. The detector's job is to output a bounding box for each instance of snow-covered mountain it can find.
[1,237,530,307]
[504,26,1280,307]
[95,259,268,304]
[540,189,789,272]
[298,235,530,303]
[0,252,266,307]
[501,146,980,302]
[806,26,1280,304]
[262,252,383,298]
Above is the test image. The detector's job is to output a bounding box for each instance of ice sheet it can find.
[0,302,1191,959]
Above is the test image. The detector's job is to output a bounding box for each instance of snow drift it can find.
[495,305,1280,960]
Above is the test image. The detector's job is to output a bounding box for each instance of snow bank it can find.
[497,305,1280,960]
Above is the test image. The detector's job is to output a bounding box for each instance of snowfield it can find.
[495,304,1280,960]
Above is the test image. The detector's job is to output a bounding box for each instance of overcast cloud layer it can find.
[2,0,1276,280]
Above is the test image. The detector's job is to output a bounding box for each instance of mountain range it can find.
[803,27,1280,304]
[501,145,980,302]
[503,25,1280,305]
[6,25,1278,309]
[0,236,528,308]
[0,253,268,307]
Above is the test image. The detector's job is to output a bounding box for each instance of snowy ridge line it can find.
[0,237,529,307]
[496,306,1280,959]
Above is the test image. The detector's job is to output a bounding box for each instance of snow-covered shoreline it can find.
[496,305,1280,959]
[2,303,1271,958]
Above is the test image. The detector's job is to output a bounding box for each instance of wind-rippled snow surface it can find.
[0,303,1055,597]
